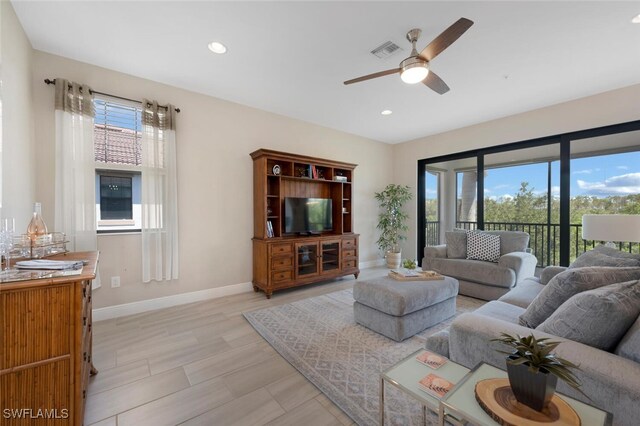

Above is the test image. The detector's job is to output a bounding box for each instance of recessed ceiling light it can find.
[632,14,640,24]
[381,110,393,116]
[207,41,227,54]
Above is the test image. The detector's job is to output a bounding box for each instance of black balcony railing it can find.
[421,221,640,267]
[425,221,440,247]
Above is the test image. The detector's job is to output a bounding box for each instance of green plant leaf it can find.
[493,331,586,399]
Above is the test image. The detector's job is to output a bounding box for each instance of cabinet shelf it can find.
[281,175,332,183]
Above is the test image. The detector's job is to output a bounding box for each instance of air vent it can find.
[370,41,403,59]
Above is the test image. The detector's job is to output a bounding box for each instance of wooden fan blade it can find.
[343,68,400,85]
[419,17,474,62]
[423,70,450,94]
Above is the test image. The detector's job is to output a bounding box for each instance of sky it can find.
[425,150,640,202]
[482,151,640,199]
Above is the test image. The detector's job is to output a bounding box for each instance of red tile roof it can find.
[94,124,141,165]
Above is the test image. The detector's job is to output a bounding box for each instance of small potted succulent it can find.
[492,332,585,411]
[402,258,417,270]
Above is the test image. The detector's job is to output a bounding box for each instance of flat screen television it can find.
[284,197,333,234]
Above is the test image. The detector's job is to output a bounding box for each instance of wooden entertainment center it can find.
[251,149,359,298]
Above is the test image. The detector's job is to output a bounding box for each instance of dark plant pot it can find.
[506,355,558,411]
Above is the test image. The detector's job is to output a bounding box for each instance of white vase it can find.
[385,251,401,269]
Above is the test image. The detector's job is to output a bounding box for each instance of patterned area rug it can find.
[243,289,484,425]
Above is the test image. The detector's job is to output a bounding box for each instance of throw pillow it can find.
[569,250,640,269]
[537,280,640,351]
[593,244,640,260]
[518,266,640,328]
[486,231,529,255]
[445,231,467,259]
[615,312,640,363]
[466,230,501,263]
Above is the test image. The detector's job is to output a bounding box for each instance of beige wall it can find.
[31,51,392,309]
[1,0,35,229]
[394,83,640,260]
[14,8,640,310]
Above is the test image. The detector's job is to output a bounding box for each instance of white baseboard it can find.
[94,260,384,321]
[359,258,385,269]
[92,281,253,321]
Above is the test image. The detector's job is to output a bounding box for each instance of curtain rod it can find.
[44,79,181,113]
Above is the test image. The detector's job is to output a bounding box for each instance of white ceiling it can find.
[12,1,640,144]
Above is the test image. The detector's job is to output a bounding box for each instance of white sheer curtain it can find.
[141,99,179,282]
[54,79,101,288]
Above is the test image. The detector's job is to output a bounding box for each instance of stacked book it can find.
[416,350,454,399]
[15,259,84,270]
[418,373,454,398]
[388,269,444,281]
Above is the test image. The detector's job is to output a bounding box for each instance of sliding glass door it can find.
[417,119,640,267]
[483,144,560,266]
[569,129,640,259]
[425,168,441,246]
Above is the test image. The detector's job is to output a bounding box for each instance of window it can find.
[94,97,142,232]
[100,175,132,219]
[418,120,640,268]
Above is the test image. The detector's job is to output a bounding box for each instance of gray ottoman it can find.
[353,275,459,342]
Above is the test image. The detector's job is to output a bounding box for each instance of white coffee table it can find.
[439,363,613,426]
[380,349,470,425]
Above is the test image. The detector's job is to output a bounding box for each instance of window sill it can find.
[98,219,135,226]
[97,229,141,235]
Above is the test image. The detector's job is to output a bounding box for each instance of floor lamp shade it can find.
[582,214,640,243]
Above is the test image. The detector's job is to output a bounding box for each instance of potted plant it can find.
[492,332,585,411]
[375,184,412,268]
[402,258,417,270]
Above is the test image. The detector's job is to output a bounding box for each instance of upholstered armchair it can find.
[422,230,538,301]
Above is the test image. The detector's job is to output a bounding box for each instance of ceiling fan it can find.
[343,18,474,94]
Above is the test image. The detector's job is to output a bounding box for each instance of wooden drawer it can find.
[342,238,356,249]
[272,270,293,283]
[342,249,356,259]
[343,260,357,269]
[271,256,293,270]
[271,243,293,255]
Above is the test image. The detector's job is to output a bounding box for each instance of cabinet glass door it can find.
[321,241,340,273]
[296,243,319,277]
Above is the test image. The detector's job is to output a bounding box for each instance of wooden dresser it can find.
[1,251,98,425]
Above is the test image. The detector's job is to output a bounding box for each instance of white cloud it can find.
[617,166,629,170]
[486,194,514,202]
[573,168,602,175]
[576,172,640,196]
[551,185,560,196]
[493,184,512,190]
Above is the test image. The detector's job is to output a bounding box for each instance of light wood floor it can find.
[86,267,389,426]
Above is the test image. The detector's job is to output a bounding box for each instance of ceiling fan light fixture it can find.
[400,57,429,84]
[207,41,227,54]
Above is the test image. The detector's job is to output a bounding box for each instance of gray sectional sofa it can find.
[425,245,640,425]
[422,230,538,300]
